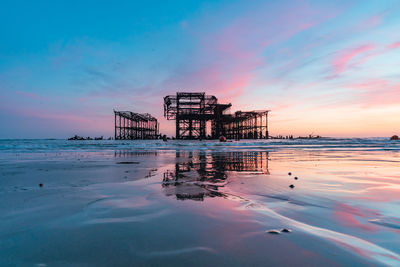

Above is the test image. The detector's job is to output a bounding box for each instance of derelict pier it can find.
[114,111,159,140]
[164,92,269,139]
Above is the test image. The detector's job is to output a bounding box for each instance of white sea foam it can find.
[0,138,399,153]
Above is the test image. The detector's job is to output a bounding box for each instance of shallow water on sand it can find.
[0,139,400,266]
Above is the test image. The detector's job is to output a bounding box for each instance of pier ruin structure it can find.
[163,92,269,139]
[114,110,159,140]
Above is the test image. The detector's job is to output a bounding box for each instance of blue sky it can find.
[1,0,400,138]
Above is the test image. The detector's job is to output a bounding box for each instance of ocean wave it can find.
[0,138,399,153]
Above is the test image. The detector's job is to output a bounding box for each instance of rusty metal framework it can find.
[164,92,269,139]
[221,110,269,139]
[164,92,219,139]
[163,151,269,201]
[114,110,159,140]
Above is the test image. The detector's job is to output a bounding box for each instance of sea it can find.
[0,138,399,266]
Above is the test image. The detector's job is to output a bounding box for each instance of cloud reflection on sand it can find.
[1,140,400,266]
[153,149,400,265]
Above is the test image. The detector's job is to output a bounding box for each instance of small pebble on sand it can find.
[294,177,298,180]
[266,229,281,234]
[39,183,43,187]
[289,184,295,188]
[281,228,292,233]
[288,172,292,175]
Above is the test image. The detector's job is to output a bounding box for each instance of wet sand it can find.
[1,140,400,266]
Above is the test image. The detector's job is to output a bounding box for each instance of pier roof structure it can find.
[163,92,269,139]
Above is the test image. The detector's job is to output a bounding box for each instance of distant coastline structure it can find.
[114,110,159,140]
[164,92,269,139]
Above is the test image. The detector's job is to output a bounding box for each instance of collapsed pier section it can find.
[114,110,159,140]
[164,92,220,139]
[163,92,269,139]
[222,110,269,140]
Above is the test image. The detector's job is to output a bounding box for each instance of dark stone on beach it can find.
[289,184,295,189]
[294,177,298,180]
[68,135,85,140]
[281,228,292,233]
[390,135,399,140]
[288,172,292,176]
[267,229,281,234]
[39,183,43,187]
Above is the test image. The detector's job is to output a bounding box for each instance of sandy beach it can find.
[1,139,400,266]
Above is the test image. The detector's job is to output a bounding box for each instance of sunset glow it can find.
[1,0,400,138]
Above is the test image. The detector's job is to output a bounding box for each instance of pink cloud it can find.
[329,41,400,78]
[359,15,382,30]
[2,103,112,135]
[15,91,47,101]
[301,78,400,109]
[388,42,400,49]
[366,15,382,27]
[301,8,384,55]
[349,79,400,107]
[354,9,390,32]
[332,44,375,75]
[166,1,340,103]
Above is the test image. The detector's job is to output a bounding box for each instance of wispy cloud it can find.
[332,44,375,75]
[346,79,400,107]
[2,0,400,137]
[162,1,339,102]
[388,41,400,49]
[15,91,47,101]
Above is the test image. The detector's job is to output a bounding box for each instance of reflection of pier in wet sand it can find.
[163,151,269,201]
[114,150,158,158]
